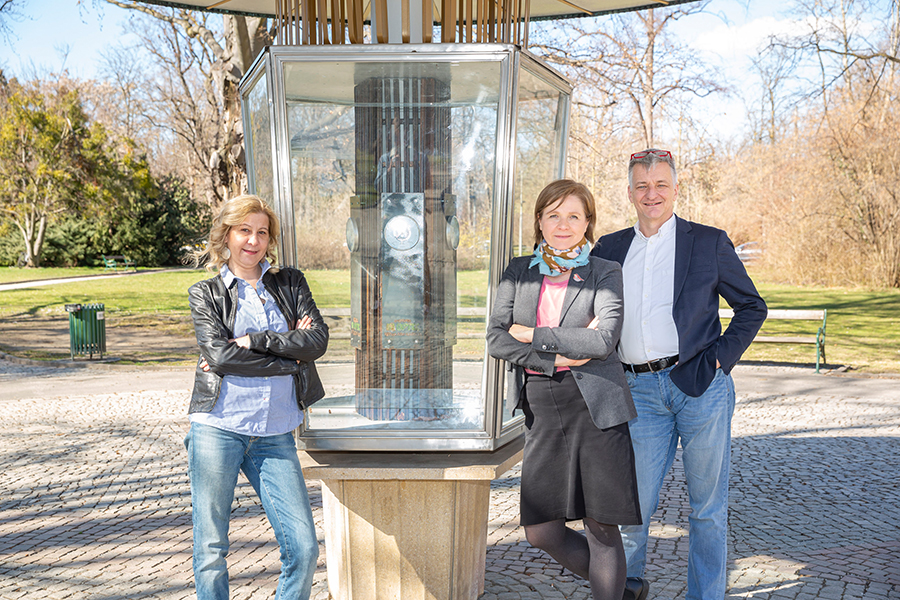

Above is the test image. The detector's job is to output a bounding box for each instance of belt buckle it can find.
[648,359,661,373]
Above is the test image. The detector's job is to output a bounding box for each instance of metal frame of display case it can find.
[240,44,571,452]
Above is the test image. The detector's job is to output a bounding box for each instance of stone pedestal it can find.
[299,438,524,600]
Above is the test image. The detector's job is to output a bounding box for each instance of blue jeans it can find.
[185,422,318,600]
[620,367,735,600]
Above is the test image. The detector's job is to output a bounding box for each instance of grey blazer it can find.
[486,255,636,430]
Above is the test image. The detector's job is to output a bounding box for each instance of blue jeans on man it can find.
[621,366,735,600]
[185,422,319,600]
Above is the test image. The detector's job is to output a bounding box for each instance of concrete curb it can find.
[0,349,90,368]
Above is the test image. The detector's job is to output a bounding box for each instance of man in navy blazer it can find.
[592,149,767,600]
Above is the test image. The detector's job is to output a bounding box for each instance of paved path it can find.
[0,269,187,292]
[1,361,898,599]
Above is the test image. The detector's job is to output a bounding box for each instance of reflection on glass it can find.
[501,66,568,430]
[246,73,274,205]
[282,60,500,435]
[345,217,359,252]
[383,215,420,250]
[510,67,568,259]
[446,216,461,250]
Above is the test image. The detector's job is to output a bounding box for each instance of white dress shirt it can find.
[618,214,680,365]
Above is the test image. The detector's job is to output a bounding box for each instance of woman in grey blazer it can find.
[487,180,642,600]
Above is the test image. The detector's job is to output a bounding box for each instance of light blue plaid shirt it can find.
[190,262,303,436]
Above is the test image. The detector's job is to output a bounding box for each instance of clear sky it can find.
[0,1,139,79]
[0,0,796,140]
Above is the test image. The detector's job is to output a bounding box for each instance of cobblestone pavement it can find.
[1,360,898,600]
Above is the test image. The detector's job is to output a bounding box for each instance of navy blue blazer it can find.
[591,216,767,397]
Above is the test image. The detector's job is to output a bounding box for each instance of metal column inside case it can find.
[240,44,572,451]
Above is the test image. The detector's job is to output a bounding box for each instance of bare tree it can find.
[0,0,24,44]
[91,45,153,144]
[130,15,224,204]
[97,1,271,208]
[530,3,725,148]
[782,0,900,286]
[710,0,900,287]
[771,0,899,99]
[748,41,800,144]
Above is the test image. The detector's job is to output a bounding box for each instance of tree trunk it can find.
[102,3,273,208]
[14,211,46,268]
[209,15,270,203]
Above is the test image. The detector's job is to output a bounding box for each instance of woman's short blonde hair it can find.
[192,195,281,273]
[532,179,597,247]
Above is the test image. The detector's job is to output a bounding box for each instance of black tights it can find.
[524,518,626,600]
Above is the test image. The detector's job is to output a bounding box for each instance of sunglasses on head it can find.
[630,149,673,161]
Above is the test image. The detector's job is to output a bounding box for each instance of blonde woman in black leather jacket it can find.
[185,194,328,600]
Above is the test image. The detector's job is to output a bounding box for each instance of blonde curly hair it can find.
[192,195,281,273]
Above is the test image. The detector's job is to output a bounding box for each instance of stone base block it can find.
[300,438,524,600]
[322,478,489,600]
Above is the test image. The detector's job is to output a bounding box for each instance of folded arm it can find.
[530,266,625,362]
[486,266,556,374]
[189,283,302,377]
[243,275,329,364]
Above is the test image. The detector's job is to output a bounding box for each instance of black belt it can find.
[623,355,679,374]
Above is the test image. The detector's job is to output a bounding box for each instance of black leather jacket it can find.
[187,267,328,414]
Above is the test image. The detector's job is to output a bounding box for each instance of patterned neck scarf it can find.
[529,237,591,276]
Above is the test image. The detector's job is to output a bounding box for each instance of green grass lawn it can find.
[0,270,211,316]
[740,279,900,373]
[1,266,898,373]
[0,269,489,317]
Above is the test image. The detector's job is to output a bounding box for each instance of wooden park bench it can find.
[102,255,137,272]
[720,308,828,373]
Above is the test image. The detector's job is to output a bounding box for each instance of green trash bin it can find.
[65,303,106,360]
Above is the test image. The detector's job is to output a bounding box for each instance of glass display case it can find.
[240,44,571,451]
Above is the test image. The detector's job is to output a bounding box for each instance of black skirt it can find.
[519,369,642,526]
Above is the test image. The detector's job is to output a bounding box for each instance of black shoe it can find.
[622,576,649,600]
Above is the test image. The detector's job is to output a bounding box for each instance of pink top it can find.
[526,275,570,374]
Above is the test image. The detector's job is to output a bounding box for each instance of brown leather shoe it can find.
[623,576,649,600]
